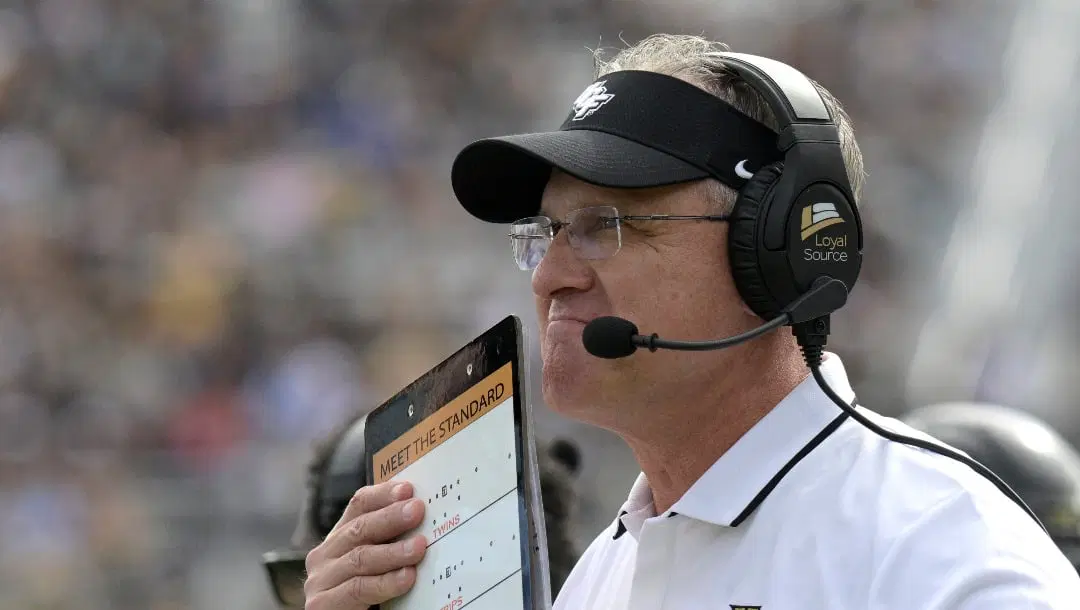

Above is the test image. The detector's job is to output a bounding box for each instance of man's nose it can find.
[531,231,594,299]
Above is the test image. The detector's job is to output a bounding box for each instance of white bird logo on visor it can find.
[571,81,615,121]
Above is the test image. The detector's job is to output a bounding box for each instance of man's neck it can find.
[619,342,809,515]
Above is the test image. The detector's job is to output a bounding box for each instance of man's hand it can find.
[304,481,427,609]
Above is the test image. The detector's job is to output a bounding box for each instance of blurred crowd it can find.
[0,0,1034,608]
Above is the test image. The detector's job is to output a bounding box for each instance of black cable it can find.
[795,321,1048,533]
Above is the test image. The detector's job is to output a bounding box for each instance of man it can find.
[901,401,1080,571]
[270,394,582,607]
[302,34,1080,609]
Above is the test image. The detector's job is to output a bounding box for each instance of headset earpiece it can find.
[728,162,787,321]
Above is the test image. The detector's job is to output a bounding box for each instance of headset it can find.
[717,52,865,325]
[582,52,1047,533]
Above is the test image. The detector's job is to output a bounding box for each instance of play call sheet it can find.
[373,363,524,610]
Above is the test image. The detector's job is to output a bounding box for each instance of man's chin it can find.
[542,380,595,419]
[541,371,622,428]
[540,348,608,414]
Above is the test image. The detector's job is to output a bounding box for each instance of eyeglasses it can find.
[508,205,729,270]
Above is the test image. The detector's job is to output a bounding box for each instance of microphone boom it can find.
[632,314,789,352]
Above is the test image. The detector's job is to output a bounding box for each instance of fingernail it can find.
[391,483,410,500]
[397,567,412,585]
[402,499,419,521]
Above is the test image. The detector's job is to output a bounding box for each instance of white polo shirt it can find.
[553,353,1080,610]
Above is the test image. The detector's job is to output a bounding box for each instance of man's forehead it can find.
[539,173,675,216]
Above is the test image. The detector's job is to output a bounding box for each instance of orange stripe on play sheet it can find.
[372,362,513,484]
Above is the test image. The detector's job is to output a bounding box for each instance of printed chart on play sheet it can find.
[373,363,525,610]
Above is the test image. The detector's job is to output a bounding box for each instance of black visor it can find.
[451,70,782,224]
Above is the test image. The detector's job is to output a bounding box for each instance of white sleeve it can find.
[869,489,1080,609]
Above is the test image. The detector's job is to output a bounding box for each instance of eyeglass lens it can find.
[509,205,622,270]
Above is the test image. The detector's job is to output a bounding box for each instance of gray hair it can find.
[593,34,865,211]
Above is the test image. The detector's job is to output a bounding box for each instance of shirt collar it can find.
[612,353,855,539]
[611,472,654,541]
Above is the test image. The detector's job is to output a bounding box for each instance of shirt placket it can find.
[627,518,676,610]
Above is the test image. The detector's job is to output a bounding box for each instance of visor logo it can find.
[571,81,615,121]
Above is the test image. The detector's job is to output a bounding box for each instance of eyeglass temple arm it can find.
[619,214,730,221]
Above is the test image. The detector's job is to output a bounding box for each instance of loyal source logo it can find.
[801,202,848,262]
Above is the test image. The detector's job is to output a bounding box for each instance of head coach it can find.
[299,34,1080,610]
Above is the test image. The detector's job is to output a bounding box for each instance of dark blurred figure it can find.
[901,402,1080,571]
[261,410,582,607]
[539,437,583,593]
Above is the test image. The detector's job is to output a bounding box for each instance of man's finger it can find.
[318,497,425,560]
[307,566,417,609]
[329,481,413,537]
[305,535,427,594]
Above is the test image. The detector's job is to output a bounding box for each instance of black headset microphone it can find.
[581,276,849,359]
[575,52,1047,532]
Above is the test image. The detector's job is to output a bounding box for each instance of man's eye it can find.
[578,217,610,236]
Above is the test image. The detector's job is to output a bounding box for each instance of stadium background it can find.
[1,0,1078,608]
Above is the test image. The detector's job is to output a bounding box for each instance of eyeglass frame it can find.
[507,205,731,269]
